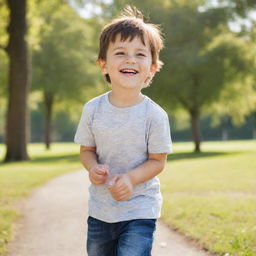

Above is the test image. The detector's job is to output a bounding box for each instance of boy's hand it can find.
[108,174,133,201]
[88,164,109,185]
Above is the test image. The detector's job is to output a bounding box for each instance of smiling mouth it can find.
[119,68,139,74]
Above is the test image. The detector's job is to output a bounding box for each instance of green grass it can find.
[161,140,256,256]
[0,143,82,256]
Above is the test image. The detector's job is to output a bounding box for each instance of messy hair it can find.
[97,6,164,84]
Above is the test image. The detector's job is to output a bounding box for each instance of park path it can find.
[7,170,214,256]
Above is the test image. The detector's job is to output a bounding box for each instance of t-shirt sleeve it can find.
[74,104,96,147]
[148,111,172,154]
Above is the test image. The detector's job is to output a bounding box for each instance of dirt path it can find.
[7,170,214,256]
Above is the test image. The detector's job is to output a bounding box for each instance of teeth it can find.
[120,69,138,74]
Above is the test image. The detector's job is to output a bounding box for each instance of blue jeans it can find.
[87,216,156,256]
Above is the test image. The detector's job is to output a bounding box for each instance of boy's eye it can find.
[115,52,125,55]
[137,53,146,57]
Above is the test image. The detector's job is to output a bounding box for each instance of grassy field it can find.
[161,140,256,256]
[0,141,255,256]
[0,143,83,256]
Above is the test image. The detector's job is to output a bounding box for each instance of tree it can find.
[32,3,100,149]
[3,0,30,161]
[201,1,256,139]
[145,3,250,152]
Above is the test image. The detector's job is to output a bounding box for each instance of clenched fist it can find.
[88,164,109,185]
[108,174,133,201]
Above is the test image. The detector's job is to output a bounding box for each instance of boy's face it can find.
[98,34,157,91]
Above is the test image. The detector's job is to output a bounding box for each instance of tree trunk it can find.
[222,128,228,141]
[252,112,256,140]
[221,115,230,141]
[190,111,201,153]
[252,127,256,140]
[4,0,30,162]
[44,92,54,150]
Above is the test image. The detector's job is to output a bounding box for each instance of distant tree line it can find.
[1,108,254,144]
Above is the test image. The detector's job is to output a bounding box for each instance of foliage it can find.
[0,0,9,49]
[215,0,256,18]
[32,3,99,103]
[203,34,255,125]
[146,4,250,113]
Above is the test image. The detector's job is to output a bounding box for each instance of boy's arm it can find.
[80,146,98,171]
[127,153,167,186]
[80,146,109,185]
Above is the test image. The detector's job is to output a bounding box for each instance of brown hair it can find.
[97,6,164,84]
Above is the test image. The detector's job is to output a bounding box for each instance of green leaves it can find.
[32,3,99,102]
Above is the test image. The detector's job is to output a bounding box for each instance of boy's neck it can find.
[108,89,144,108]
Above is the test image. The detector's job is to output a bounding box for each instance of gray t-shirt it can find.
[74,91,172,223]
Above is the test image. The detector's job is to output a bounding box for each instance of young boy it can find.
[74,6,172,256]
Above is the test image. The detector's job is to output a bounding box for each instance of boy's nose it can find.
[125,55,136,64]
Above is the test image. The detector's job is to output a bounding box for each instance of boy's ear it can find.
[150,64,157,76]
[96,59,107,74]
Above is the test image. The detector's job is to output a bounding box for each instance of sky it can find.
[229,10,256,32]
[69,0,112,18]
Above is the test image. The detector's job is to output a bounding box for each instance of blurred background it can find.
[0,0,256,160]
